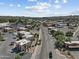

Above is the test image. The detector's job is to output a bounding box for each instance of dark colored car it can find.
[9,42,14,46]
[49,52,52,59]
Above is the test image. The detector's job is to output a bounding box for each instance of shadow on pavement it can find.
[11,48,21,53]
[69,48,79,51]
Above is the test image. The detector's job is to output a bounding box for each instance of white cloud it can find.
[24,2,52,17]
[36,2,51,10]
[25,6,35,9]
[54,4,61,9]
[28,0,37,2]
[69,9,79,15]
[24,2,66,16]
[0,2,4,5]
[63,0,68,3]
[25,2,51,12]
[55,0,59,4]
[17,4,21,7]
[9,4,14,7]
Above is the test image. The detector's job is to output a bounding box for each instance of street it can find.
[39,25,57,59]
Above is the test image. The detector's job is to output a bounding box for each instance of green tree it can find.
[15,54,21,59]
[66,31,73,37]
[17,33,23,39]
[55,35,66,48]
[52,31,64,37]
[50,30,55,35]
[66,37,71,42]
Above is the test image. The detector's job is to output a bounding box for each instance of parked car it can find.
[9,42,14,46]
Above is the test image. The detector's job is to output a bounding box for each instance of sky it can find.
[0,0,79,17]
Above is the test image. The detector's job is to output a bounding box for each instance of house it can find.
[65,41,79,48]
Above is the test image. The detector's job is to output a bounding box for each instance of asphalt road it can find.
[39,25,57,59]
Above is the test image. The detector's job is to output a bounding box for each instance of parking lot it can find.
[0,31,32,59]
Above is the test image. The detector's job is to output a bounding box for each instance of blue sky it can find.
[0,0,79,17]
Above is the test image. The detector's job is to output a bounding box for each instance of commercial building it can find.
[65,41,79,48]
[14,39,31,51]
[0,22,10,27]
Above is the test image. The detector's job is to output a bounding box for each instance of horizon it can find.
[0,14,79,18]
[0,0,79,17]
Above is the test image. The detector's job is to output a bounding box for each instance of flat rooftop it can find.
[16,39,31,45]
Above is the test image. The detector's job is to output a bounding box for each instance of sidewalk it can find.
[56,49,67,59]
[31,29,42,59]
[31,44,42,59]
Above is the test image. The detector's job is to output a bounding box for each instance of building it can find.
[14,31,34,41]
[0,22,10,28]
[14,39,31,52]
[17,27,27,31]
[48,27,57,31]
[18,31,31,35]
[18,31,34,41]
[4,27,13,31]
[25,25,32,29]
[23,34,34,40]
[65,41,79,48]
